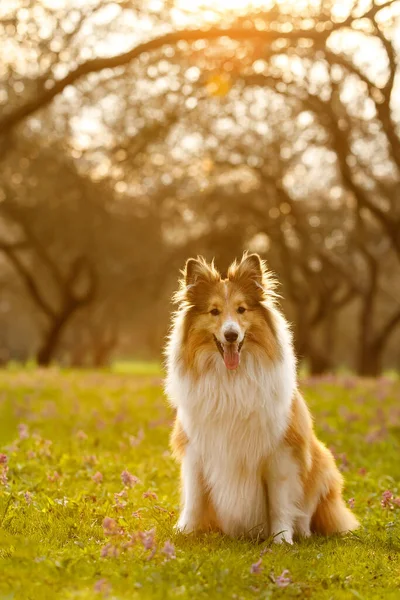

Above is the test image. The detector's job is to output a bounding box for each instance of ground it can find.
[0,366,399,600]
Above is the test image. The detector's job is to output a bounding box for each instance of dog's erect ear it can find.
[228,253,264,285]
[184,256,219,287]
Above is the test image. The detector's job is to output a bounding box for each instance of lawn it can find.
[0,367,399,600]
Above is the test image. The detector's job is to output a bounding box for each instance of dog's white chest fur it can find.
[167,335,296,537]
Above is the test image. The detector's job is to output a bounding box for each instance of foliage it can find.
[0,368,399,599]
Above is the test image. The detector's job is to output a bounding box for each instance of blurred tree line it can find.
[0,0,399,374]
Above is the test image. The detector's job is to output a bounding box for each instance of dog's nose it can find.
[224,329,238,343]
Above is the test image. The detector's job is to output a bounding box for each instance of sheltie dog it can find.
[165,253,359,543]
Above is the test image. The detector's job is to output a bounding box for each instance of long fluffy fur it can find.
[165,253,359,542]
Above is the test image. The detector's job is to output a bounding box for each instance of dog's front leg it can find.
[176,446,208,534]
[265,446,303,544]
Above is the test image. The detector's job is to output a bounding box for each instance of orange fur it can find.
[285,392,359,535]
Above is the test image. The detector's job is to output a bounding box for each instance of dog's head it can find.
[174,253,278,371]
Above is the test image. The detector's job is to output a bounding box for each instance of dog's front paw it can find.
[174,515,199,534]
[272,528,294,545]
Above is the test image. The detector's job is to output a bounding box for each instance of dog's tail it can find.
[311,489,359,535]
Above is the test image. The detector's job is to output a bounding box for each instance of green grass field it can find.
[0,367,399,599]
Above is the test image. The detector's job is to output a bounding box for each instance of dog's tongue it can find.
[223,345,240,370]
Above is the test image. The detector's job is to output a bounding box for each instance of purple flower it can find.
[381,490,393,508]
[92,471,103,484]
[143,490,157,500]
[250,559,263,574]
[93,579,112,595]
[162,540,176,560]
[121,470,139,488]
[275,569,292,588]
[100,543,119,558]
[0,454,7,465]
[348,498,355,509]
[0,466,8,486]
[24,491,33,505]
[139,528,156,551]
[102,517,119,536]
[129,429,144,447]
[47,471,60,482]
[18,423,29,440]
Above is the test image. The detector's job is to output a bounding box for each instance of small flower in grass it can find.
[102,517,119,536]
[250,559,263,574]
[143,490,158,501]
[24,491,33,505]
[348,498,355,509]
[27,450,36,459]
[129,429,144,447]
[100,543,119,558]
[358,467,367,476]
[92,471,103,484]
[275,569,292,588]
[132,510,141,519]
[0,466,8,486]
[139,528,156,551]
[76,430,88,441]
[18,423,29,440]
[0,454,7,465]
[381,490,393,508]
[121,470,139,488]
[94,579,112,595]
[47,471,60,483]
[162,540,176,560]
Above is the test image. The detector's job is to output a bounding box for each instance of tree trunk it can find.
[357,343,383,377]
[36,308,75,366]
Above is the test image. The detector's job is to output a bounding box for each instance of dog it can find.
[165,253,359,543]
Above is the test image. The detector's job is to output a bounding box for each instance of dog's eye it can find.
[210,308,220,316]
[237,306,246,314]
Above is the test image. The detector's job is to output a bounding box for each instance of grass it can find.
[0,367,399,600]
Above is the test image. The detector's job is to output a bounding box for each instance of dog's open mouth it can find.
[213,335,244,370]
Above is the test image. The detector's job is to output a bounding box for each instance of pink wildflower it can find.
[348,498,355,509]
[114,489,127,499]
[162,540,176,560]
[76,430,88,441]
[93,579,112,595]
[129,429,144,447]
[92,471,103,484]
[24,491,33,505]
[27,450,36,459]
[275,569,292,588]
[18,423,29,440]
[250,559,263,574]
[381,490,393,508]
[121,470,139,488]
[0,466,8,485]
[102,517,119,536]
[139,528,156,551]
[143,490,158,500]
[0,454,7,464]
[47,471,60,483]
[358,467,367,476]
[100,543,119,558]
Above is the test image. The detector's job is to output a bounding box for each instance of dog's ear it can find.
[184,256,219,288]
[228,252,264,286]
